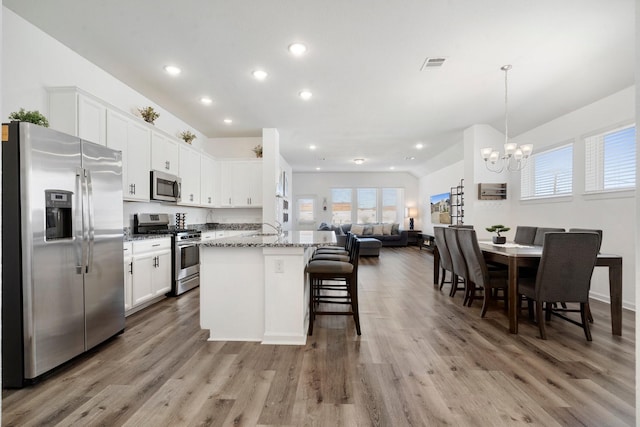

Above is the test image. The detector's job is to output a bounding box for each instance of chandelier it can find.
[480,65,533,173]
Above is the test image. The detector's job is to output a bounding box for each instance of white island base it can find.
[200,244,316,345]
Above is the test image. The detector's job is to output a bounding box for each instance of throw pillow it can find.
[363,225,373,235]
[382,223,393,235]
[372,224,384,235]
[391,223,400,235]
[351,224,364,235]
[318,222,330,231]
[332,225,345,236]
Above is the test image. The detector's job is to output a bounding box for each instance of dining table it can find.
[477,241,623,336]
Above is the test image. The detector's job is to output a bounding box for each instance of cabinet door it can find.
[248,161,263,206]
[151,132,178,175]
[78,94,106,146]
[231,161,251,207]
[132,254,154,305]
[126,121,151,201]
[124,257,133,312]
[106,110,129,197]
[200,155,215,207]
[178,145,201,206]
[218,161,234,207]
[152,251,172,296]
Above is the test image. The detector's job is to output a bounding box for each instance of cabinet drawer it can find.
[133,238,171,253]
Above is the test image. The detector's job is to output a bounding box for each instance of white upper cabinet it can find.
[151,131,179,175]
[106,109,150,201]
[48,87,107,146]
[216,159,262,207]
[178,144,201,206]
[200,154,216,207]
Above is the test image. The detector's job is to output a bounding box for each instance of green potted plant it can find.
[252,144,263,158]
[486,224,510,244]
[179,130,196,144]
[138,106,159,124]
[8,108,49,127]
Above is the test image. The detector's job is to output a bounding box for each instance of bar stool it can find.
[305,239,361,336]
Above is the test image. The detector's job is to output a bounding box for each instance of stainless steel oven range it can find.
[134,213,200,296]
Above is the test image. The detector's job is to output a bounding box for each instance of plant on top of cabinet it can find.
[138,106,159,124]
[179,130,196,144]
[252,144,263,158]
[8,108,49,127]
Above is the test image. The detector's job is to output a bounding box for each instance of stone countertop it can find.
[199,230,337,248]
[125,234,173,242]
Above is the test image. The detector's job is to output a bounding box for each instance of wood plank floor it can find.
[3,246,635,426]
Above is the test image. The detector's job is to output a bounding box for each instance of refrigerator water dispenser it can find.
[45,190,72,240]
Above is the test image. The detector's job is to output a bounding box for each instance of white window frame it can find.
[295,196,316,225]
[520,142,574,200]
[331,187,404,224]
[584,124,636,194]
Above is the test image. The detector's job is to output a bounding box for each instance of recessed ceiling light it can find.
[416,143,424,149]
[390,166,395,170]
[223,118,233,124]
[163,65,181,76]
[405,156,416,160]
[315,167,321,170]
[309,144,316,150]
[200,97,213,105]
[299,90,312,100]
[288,43,307,56]
[252,69,268,80]
[354,158,365,165]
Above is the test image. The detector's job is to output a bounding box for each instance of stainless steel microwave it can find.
[150,170,181,202]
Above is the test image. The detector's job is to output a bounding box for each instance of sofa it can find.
[318,223,409,247]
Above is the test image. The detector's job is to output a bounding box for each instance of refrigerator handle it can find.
[86,169,95,273]
[75,168,87,274]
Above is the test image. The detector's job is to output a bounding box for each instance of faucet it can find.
[262,221,283,235]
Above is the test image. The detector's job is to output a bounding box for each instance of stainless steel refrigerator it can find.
[2,121,125,388]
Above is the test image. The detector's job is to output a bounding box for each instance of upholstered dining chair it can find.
[514,226,538,245]
[433,227,454,291]
[305,239,361,336]
[457,228,509,315]
[443,227,470,303]
[533,227,565,246]
[518,232,600,341]
[569,228,602,253]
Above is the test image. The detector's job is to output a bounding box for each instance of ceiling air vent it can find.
[420,57,446,71]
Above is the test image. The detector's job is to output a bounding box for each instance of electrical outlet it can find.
[275,259,284,273]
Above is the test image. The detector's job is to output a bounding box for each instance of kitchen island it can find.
[198,230,336,345]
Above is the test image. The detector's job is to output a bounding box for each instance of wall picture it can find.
[430,192,451,224]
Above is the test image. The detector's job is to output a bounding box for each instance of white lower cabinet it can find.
[129,238,172,310]
[123,242,133,312]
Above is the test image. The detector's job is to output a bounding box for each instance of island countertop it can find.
[199,230,336,248]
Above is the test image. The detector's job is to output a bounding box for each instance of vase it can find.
[493,236,506,244]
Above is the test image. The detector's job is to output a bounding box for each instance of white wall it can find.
[203,136,262,158]
[418,160,464,236]
[293,172,419,230]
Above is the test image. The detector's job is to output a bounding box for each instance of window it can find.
[585,125,636,192]
[331,187,404,224]
[356,188,377,223]
[381,188,400,223]
[296,197,315,223]
[521,143,573,199]
[331,188,352,224]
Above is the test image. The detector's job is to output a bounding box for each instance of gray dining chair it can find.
[457,228,508,315]
[433,227,454,292]
[569,228,603,253]
[533,227,565,246]
[514,226,538,245]
[444,227,470,304]
[518,232,600,341]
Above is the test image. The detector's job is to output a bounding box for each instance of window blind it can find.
[585,125,636,192]
[521,144,573,199]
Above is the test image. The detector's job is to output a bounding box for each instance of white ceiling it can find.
[3,0,635,176]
